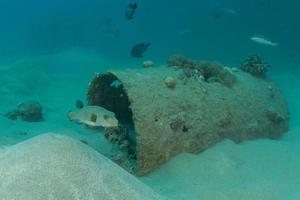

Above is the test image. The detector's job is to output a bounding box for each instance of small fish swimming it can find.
[125,3,137,20]
[250,35,279,47]
[131,42,151,58]
[221,8,238,15]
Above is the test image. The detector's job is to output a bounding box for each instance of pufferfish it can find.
[68,106,119,128]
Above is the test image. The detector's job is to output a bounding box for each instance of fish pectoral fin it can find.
[67,112,75,121]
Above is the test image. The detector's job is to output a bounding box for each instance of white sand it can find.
[0,49,299,199]
[0,133,165,200]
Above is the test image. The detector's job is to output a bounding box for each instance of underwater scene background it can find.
[0,0,299,199]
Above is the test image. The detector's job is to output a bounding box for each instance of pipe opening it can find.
[87,73,134,125]
[87,73,137,172]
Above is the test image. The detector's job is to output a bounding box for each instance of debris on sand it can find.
[5,100,43,122]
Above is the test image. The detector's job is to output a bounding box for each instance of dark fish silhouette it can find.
[125,3,137,20]
[131,42,151,58]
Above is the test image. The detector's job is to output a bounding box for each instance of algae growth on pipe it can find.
[87,63,288,176]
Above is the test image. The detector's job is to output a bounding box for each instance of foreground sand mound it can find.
[0,133,165,200]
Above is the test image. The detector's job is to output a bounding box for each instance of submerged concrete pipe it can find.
[87,67,288,176]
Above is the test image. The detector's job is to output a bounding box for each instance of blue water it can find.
[0,0,299,199]
[0,0,299,67]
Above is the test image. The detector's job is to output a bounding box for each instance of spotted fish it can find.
[68,106,119,128]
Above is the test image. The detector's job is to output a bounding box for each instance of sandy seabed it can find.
[0,49,299,200]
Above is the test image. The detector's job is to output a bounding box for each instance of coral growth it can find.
[104,126,129,144]
[241,55,269,76]
[266,108,285,124]
[164,76,176,89]
[104,126,136,173]
[5,100,43,122]
[168,54,236,87]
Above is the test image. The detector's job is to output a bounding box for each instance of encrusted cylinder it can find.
[87,67,288,176]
